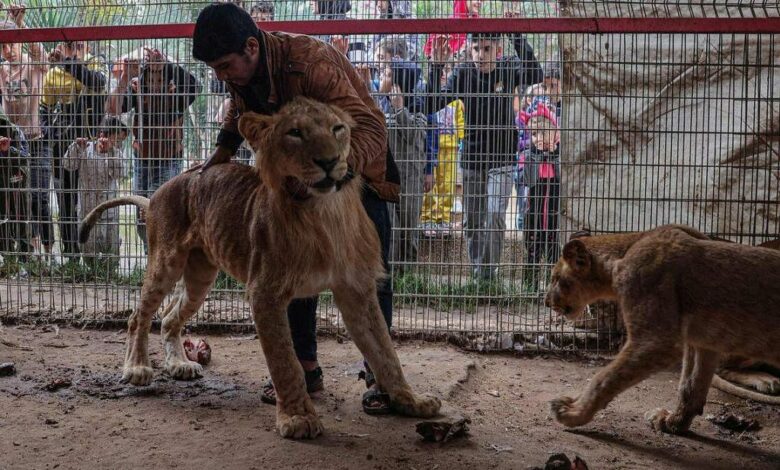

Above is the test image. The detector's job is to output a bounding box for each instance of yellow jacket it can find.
[435,99,464,150]
[41,54,105,107]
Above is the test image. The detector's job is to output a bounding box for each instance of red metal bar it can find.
[1,18,779,43]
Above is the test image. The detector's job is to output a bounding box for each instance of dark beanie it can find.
[192,3,259,62]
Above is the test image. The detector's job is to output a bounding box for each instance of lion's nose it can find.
[314,158,338,173]
[544,294,551,308]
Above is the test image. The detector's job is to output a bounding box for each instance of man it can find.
[0,6,50,260]
[106,47,201,254]
[41,40,107,260]
[192,3,400,414]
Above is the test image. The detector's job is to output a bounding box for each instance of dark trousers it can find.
[524,177,561,266]
[28,140,53,248]
[288,186,393,362]
[53,166,80,257]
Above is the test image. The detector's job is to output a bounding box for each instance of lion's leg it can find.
[550,339,678,427]
[160,250,219,380]
[332,283,441,418]
[122,247,188,386]
[647,346,719,434]
[247,282,322,439]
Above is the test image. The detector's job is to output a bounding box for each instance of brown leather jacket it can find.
[217,31,399,202]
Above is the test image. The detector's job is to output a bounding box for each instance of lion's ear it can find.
[562,239,591,272]
[238,112,273,144]
[329,105,357,130]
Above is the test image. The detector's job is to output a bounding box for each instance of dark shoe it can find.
[260,366,324,405]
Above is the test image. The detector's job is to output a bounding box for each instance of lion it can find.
[567,231,780,404]
[544,224,780,434]
[79,97,441,439]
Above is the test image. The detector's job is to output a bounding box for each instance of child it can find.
[521,107,560,290]
[419,98,463,239]
[63,117,129,261]
[0,112,30,263]
[378,59,427,272]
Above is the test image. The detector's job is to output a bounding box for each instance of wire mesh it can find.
[0,1,778,354]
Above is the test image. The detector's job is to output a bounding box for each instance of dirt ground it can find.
[1,326,778,470]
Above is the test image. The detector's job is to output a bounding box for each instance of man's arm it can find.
[61,59,107,91]
[513,35,543,89]
[304,60,385,175]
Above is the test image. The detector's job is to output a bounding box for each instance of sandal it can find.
[260,366,324,405]
[359,369,393,415]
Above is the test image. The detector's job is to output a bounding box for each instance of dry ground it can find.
[1,326,778,470]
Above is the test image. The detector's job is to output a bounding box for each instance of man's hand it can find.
[431,35,451,64]
[8,4,26,27]
[331,35,349,56]
[198,145,233,174]
[0,137,11,152]
[355,64,373,90]
[48,47,63,63]
[424,174,434,193]
[144,47,166,73]
[389,85,404,111]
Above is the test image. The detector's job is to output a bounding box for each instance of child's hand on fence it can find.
[424,174,434,193]
[0,137,10,152]
[97,137,110,153]
[75,137,88,149]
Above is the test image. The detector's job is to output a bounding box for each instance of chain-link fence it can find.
[0,1,778,353]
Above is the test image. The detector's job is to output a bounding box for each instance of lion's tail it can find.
[712,374,780,405]
[79,196,150,245]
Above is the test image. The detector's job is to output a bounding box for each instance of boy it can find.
[63,117,129,260]
[425,33,543,279]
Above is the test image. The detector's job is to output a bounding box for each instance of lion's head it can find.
[545,237,609,320]
[238,97,356,198]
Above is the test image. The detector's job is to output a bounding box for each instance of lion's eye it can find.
[332,124,346,135]
[286,128,303,138]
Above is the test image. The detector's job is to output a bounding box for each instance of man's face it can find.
[467,0,482,15]
[252,10,273,22]
[206,38,260,86]
[470,39,499,73]
[1,43,21,62]
[375,1,389,14]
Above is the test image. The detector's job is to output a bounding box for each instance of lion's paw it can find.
[165,359,203,381]
[391,393,441,418]
[121,365,154,386]
[645,408,688,435]
[276,411,323,439]
[549,396,591,427]
[750,374,780,395]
